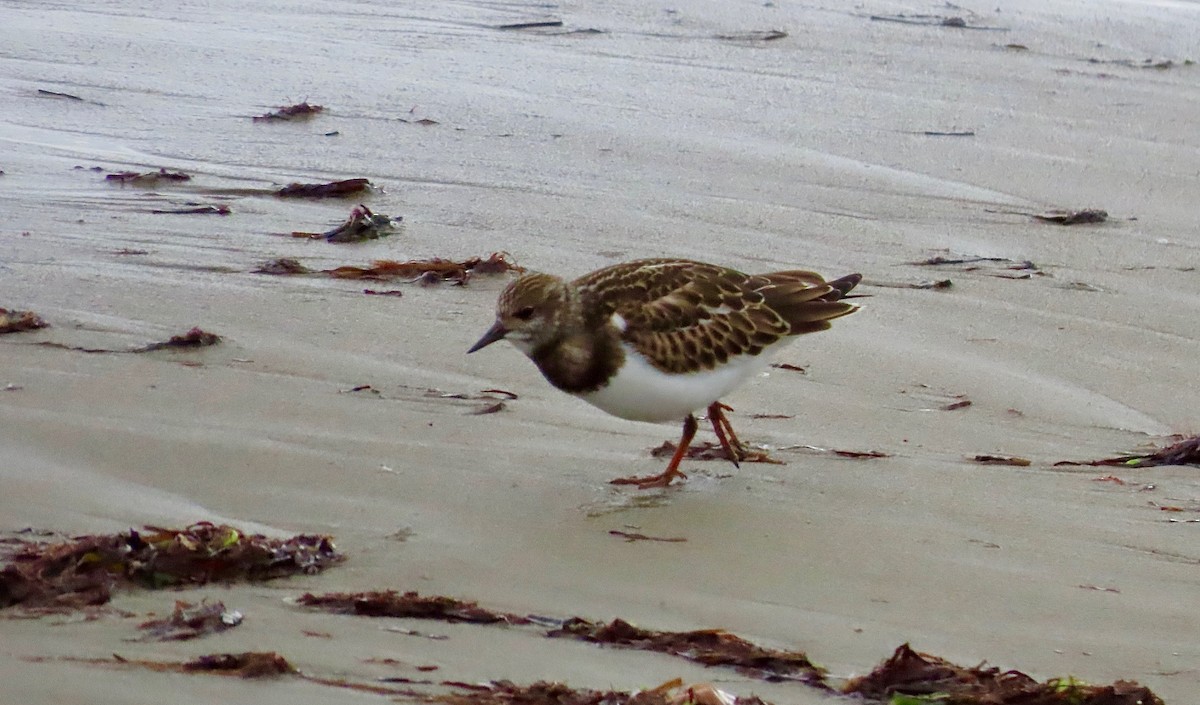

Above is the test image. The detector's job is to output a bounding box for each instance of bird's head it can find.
[467,273,574,357]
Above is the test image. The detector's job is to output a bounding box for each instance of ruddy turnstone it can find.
[468,258,862,488]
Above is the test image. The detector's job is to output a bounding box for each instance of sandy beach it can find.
[2,0,1198,702]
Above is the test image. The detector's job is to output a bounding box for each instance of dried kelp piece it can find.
[184,652,296,677]
[425,388,519,401]
[649,441,784,465]
[105,168,191,184]
[297,590,528,625]
[608,530,686,543]
[972,454,1033,467]
[325,253,526,284]
[869,14,1006,30]
[149,204,231,215]
[309,204,401,243]
[38,88,84,100]
[781,445,891,459]
[255,253,524,283]
[868,279,953,290]
[912,254,1037,271]
[433,680,766,705]
[253,101,324,121]
[276,178,372,198]
[43,652,416,696]
[1087,57,1194,70]
[497,19,564,30]
[134,327,221,351]
[548,618,825,684]
[843,643,1163,705]
[37,327,220,355]
[1055,435,1200,468]
[1032,209,1108,225]
[255,258,310,275]
[134,599,243,641]
[0,308,48,334]
[0,522,344,610]
[714,30,787,41]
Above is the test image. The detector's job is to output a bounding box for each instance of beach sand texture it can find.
[1,1,1198,703]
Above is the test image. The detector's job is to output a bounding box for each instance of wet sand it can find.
[2,1,1198,702]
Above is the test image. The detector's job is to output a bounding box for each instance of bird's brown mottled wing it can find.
[574,259,857,374]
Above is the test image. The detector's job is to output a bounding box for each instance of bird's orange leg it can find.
[610,414,697,489]
[707,402,746,468]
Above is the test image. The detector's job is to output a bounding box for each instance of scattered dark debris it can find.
[43,652,417,696]
[324,130,340,136]
[325,256,483,282]
[0,308,49,334]
[37,88,83,101]
[608,530,686,544]
[833,449,890,459]
[550,618,826,684]
[1032,209,1109,225]
[783,445,891,459]
[297,590,528,625]
[1055,435,1200,469]
[1058,281,1106,292]
[275,178,372,198]
[941,398,972,411]
[1078,584,1121,594]
[433,679,763,705]
[869,14,1006,30]
[914,130,975,137]
[254,257,310,275]
[398,117,440,126]
[1005,43,1029,51]
[300,590,823,683]
[340,384,379,395]
[425,388,519,401]
[0,522,344,610]
[149,203,231,215]
[257,252,524,285]
[750,414,793,420]
[650,441,784,465]
[185,651,297,677]
[972,455,1033,467]
[869,278,953,290]
[912,254,1037,271]
[770,363,806,373]
[1148,500,1198,513]
[363,288,404,297]
[469,401,507,415]
[295,592,1162,699]
[294,204,400,243]
[105,168,192,185]
[253,101,324,122]
[496,19,564,30]
[842,643,1162,705]
[134,599,243,641]
[134,326,221,352]
[714,30,788,41]
[1087,57,1194,70]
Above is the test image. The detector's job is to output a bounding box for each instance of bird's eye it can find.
[514,306,536,321]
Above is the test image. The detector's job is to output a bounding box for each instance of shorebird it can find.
[468,258,861,488]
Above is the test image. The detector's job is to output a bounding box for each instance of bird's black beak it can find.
[467,320,508,353]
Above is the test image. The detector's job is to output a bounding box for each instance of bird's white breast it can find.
[577,341,786,423]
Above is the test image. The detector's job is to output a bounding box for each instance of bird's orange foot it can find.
[609,469,688,489]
